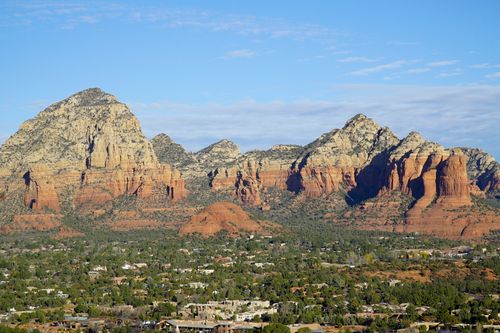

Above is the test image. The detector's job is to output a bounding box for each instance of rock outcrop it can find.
[195,139,240,168]
[380,133,473,210]
[289,114,399,201]
[0,88,187,225]
[211,145,303,205]
[179,201,275,237]
[461,147,500,192]
[0,90,498,240]
[22,165,61,212]
[152,133,196,170]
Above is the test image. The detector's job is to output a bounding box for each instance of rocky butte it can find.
[0,88,499,240]
[0,88,187,232]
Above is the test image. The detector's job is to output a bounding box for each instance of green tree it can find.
[263,323,290,333]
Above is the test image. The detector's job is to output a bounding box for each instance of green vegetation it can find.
[0,224,498,332]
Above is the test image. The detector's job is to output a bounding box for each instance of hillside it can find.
[0,88,499,240]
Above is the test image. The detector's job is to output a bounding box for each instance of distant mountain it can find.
[0,88,498,240]
[0,88,186,233]
[152,133,196,169]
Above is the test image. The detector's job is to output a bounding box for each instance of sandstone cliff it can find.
[0,88,187,232]
[197,115,498,240]
[1,90,498,240]
[289,114,399,201]
[210,144,304,206]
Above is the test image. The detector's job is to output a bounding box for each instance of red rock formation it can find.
[211,146,301,206]
[291,165,358,197]
[0,88,187,219]
[22,165,61,212]
[436,154,472,206]
[76,164,186,206]
[234,173,262,206]
[179,201,273,237]
[289,114,399,200]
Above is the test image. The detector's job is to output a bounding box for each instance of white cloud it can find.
[407,68,431,74]
[387,40,419,46]
[470,63,500,69]
[486,72,500,79]
[337,56,379,63]
[298,55,326,62]
[221,49,256,59]
[437,68,463,77]
[427,60,459,67]
[129,84,500,158]
[349,60,406,76]
[0,2,339,42]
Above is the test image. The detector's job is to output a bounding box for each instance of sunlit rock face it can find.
[0,88,187,215]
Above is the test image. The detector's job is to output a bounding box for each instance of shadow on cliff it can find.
[345,152,392,205]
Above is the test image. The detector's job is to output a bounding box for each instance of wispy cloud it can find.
[407,68,431,74]
[221,49,256,59]
[387,40,419,46]
[349,60,407,76]
[0,1,340,42]
[437,68,463,78]
[337,56,379,63]
[427,60,459,67]
[486,72,500,79]
[471,63,500,69]
[129,84,500,158]
[298,55,326,62]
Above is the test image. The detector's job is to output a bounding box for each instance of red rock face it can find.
[436,154,472,206]
[349,148,499,240]
[382,151,472,211]
[396,152,489,239]
[211,158,293,206]
[22,166,61,212]
[0,89,188,218]
[289,166,358,197]
[11,162,188,214]
[76,164,187,205]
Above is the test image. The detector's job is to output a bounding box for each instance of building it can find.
[164,320,261,333]
[165,320,232,333]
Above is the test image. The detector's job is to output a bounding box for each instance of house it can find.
[122,263,134,270]
[199,269,215,275]
[88,270,101,280]
[112,276,127,285]
[63,314,89,329]
[188,282,208,289]
[389,279,401,287]
[165,320,261,333]
[55,291,69,299]
[165,320,232,333]
[93,265,107,272]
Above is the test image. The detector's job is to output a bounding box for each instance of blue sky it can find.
[1,1,499,157]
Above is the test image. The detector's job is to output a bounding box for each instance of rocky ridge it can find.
[461,147,500,192]
[0,89,498,240]
[151,133,197,170]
